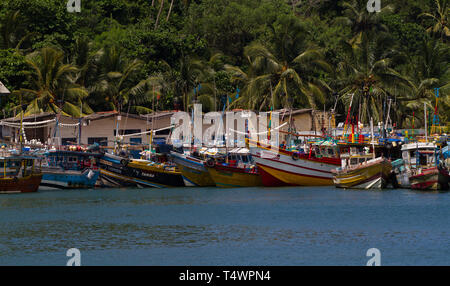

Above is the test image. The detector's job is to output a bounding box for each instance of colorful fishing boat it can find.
[0,150,43,194]
[40,148,101,189]
[402,142,448,190]
[249,139,341,186]
[204,148,262,188]
[99,152,185,188]
[170,148,216,187]
[332,143,392,189]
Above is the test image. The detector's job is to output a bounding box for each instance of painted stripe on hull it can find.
[257,163,333,186]
[100,168,170,188]
[251,148,338,186]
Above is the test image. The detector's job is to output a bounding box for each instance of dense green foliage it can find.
[0,0,448,128]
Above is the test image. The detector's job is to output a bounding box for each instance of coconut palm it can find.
[90,46,143,112]
[419,0,450,41]
[226,15,332,111]
[335,0,393,47]
[17,47,88,117]
[0,10,37,51]
[157,55,205,111]
[336,36,414,124]
[186,53,234,112]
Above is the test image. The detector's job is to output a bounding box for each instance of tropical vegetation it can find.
[0,0,448,129]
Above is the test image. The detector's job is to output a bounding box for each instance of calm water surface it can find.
[0,186,449,265]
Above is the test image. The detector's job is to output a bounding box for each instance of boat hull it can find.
[250,145,340,186]
[333,158,392,189]
[410,166,449,191]
[99,154,184,188]
[258,165,291,187]
[205,164,263,188]
[170,152,215,187]
[41,168,100,189]
[0,173,42,194]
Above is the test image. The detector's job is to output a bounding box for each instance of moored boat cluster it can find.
[1,131,449,193]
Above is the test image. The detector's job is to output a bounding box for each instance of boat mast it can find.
[424,102,428,143]
[19,93,24,155]
[370,117,375,159]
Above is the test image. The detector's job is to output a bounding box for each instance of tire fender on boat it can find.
[120,159,129,166]
[292,152,300,161]
[206,158,215,168]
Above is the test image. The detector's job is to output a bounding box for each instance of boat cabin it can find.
[45,150,100,171]
[338,144,378,169]
[401,142,437,173]
[0,156,41,178]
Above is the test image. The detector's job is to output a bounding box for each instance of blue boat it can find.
[41,150,102,189]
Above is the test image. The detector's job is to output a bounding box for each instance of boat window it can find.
[359,158,366,164]
[242,156,249,163]
[350,158,358,165]
[419,154,427,165]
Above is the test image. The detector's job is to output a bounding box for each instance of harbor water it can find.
[0,186,449,266]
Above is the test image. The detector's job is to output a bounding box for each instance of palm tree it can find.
[335,0,393,47]
[184,53,233,112]
[404,38,450,126]
[159,55,205,111]
[0,10,37,51]
[18,47,88,117]
[129,72,168,114]
[226,15,332,111]
[419,0,450,41]
[90,46,144,113]
[336,36,413,124]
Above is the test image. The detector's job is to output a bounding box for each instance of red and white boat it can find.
[402,142,449,190]
[249,140,341,186]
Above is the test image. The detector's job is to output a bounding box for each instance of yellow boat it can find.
[170,151,215,187]
[332,155,392,189]
[205,162,263,188]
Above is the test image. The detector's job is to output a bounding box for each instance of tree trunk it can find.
[167,0,174,21]
[154,0,165,30]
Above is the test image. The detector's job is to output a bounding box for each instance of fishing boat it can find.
[391,158,409,188]
[332,143,392,189]
[40,146,101,189]
[249,139,341,186]
[170,147,216,187]
[0,96,43,194]
[402,142,448,190]
[0,148,43,194]
[204,148,262,188]
[99,151,185,188]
